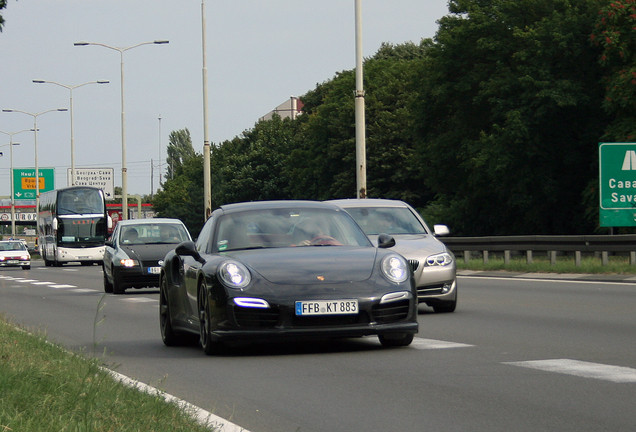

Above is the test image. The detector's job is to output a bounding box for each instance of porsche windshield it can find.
[215,208,371,251]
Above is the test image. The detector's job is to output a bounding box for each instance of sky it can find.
[0,0,450,199]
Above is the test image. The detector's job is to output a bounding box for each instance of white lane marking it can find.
[31,281,54,285]
[412,338,473,349]
[71,289,98,293]
[0,276,24,280]
[49,284,76,289]
[504,359,636,383]
[16,279,39,283]
[122,297,157,303]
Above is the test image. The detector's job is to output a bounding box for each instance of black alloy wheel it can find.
[198,282,223,355]
[160,276,179,346]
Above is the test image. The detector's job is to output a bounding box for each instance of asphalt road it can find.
[1,262,635,432]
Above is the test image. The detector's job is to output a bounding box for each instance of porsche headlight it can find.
[425,252,453,267]
[120,258,138,267]
[219,261,251,289]
[381,254,409,284]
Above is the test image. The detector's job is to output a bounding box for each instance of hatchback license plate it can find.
[295,299,358,316]
[147,267,161,274]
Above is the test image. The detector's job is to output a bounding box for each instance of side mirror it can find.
[377,233,396,249]
[175,241,205,263]
[433,224,450,236]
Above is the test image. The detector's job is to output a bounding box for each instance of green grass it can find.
[0,315,215,432]
[457,254,636,275]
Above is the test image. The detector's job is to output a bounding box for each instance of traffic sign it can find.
[599,143,636,227]
[67,167,115,199]
[12,168,55,200]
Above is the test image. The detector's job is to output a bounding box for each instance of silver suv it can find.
[329,199,457,313]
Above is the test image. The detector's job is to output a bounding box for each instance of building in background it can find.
[260,96,304,122]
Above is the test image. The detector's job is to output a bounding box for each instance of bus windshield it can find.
[57,188,105,215]
[58,217,108,245]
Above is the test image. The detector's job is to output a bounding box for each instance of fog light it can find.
[441,283,452,294]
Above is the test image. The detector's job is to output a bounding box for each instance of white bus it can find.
[38,186,112,266]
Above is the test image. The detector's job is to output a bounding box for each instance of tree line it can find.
[153,0,636,238]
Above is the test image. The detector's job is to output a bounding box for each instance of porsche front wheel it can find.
[198,283,224,355]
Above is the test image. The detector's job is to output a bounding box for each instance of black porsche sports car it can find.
[159,200,418,355]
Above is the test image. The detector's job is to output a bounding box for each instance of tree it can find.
[286,42,430,203]
[0,0,7,32]
[413,0,608,235]
[211,115,296,205]
[164,128,196,182]
[153,128,204,237]
[592,0,636,141]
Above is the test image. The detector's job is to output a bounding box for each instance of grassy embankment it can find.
[457,253,636,275]
[0,315,215,432]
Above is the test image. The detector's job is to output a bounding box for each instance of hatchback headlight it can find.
[219,261,251,289]
[120,259,138,268]
[425,252,453,267]
[381,254,409,284]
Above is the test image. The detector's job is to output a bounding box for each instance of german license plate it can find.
[295,299,358,316]
[147,267,161,274]
[8,260,19,264]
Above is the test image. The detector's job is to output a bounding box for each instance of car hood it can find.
[366,234,447,259]
[230,246,378,285]
[120,244,175,262]
[0,251,29,258]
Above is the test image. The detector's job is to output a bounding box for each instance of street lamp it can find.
[2,109,68,232]
[0,129,28,238]
[32,79,109,186]
[74,39,169,220]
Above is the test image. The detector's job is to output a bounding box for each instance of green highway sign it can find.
[599,143,636,227]
[12,167,55,200]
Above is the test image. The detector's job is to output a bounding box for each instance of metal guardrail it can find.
[440,235,636,266]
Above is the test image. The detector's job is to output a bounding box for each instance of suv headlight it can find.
[381,254,409,284]
[219,260,251,289]
[425,252,453,267]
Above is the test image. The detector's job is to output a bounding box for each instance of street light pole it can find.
[0,129,28,238]
[32,80,109,186]
[354,0,367,199]
[74,39,169,220]
[2,109,68,237]
[202,0,212,220]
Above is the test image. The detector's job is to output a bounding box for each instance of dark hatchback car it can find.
[103,218,192,294]
[159,200,418,355]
